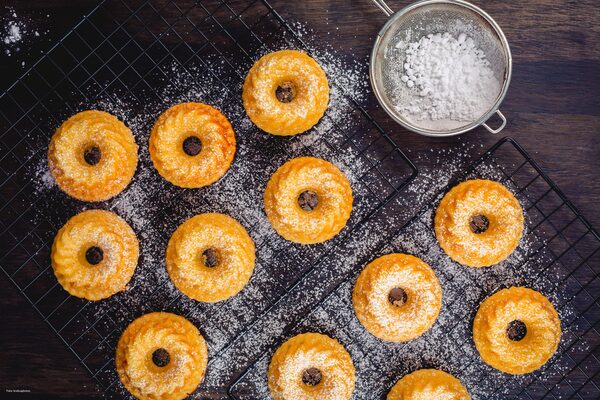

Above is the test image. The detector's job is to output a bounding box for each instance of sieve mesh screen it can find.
[372,2,510,133]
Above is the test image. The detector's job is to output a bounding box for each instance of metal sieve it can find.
[369,0,512,136]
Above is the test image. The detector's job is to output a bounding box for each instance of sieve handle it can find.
[482,110,507,134]
[371,0,394,16]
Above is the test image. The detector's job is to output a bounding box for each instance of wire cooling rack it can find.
[0,0,418,398]
[0,0,598,399]
[229,137,600,400]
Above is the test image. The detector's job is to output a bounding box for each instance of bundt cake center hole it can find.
[84,146,101,166]
[469,214,490,234]
[276,81,296,103]
[507,320,527,341]
[85,246,104,265]
[202,248,220,268]
[183,136,202,156]
[298,190,318,211]
[302,367,322,386]
[388,287,408,307]
[152,348,170,367]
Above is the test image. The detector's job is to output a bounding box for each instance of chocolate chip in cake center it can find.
[298,190,318,211]
[202,248,220,268]
[85,246,104,265]
[84,146,101,166]
[302,367,322,386]
[152,348,170,367]
[183,136,202,156]
[276,81,296,103]
[388,287,408,307]
[506,320,527,341]
[469,214,490,234]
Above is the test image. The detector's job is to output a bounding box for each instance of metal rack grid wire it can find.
[229,137,600,400]
[0,0,418,397]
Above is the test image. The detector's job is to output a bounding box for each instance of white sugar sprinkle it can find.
[4,22,21,44]
[2,8,46,58]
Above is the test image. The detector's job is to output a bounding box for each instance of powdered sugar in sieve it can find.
[389,30,501,130]
[370,0,511,136]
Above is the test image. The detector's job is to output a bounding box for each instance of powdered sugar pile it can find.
[398,32,500,124]
[382,13,507,131]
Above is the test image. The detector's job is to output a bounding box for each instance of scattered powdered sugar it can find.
[2,8,43,57]
[33,162,56,191]
[396,142,483,214]
[4,21,21,44]
[397,32,501,124]
[290,21,370,106]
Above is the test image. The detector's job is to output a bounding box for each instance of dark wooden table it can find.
[1,0,598,398]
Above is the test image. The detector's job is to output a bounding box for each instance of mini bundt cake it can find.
[166,213,255,302]
[48,110,138,201]
[51,209,139,301]
[353,253,442,342]
[242,50,329,135]
[473,287,561,374]
[149,102,236,188]
[268,333,355,400]
[116,312,208,400]
[264,157,352,244]
[387,369,470,400]
[435,179,524,267]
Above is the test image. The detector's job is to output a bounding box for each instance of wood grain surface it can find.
[0,0,598,398]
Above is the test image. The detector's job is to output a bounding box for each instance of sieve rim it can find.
[369,0,513,137]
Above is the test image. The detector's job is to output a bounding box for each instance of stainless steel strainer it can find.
[369,0,512,136]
